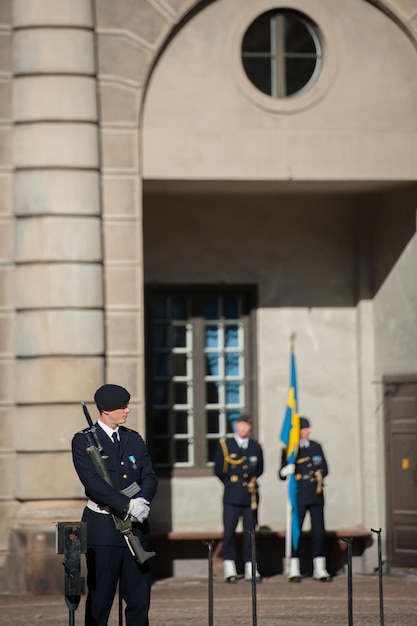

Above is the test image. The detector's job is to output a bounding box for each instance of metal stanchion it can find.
[56,522,87,626]
[249,529,258,626]
[371,528,385,626]
[341,536,353,626]
[203,540,214,626]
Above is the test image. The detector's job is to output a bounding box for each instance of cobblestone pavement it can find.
[1,572,417,626]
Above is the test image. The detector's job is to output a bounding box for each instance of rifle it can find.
[80,402,155,565]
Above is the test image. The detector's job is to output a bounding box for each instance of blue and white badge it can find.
[128,455,137,469]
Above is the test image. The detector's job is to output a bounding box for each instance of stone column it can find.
[95,0,158,430]
[0,0,16,594]
[9,0,103,592]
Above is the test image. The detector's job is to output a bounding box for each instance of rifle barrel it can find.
[81,401,103,452]
[81,402,94,428]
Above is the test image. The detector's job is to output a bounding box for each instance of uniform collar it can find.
[234,434,249,449]
[98,418,119,442]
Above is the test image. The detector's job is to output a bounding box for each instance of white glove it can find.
[128,498,150,523]
[280,463,296,478]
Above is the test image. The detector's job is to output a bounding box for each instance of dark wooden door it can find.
[384,378,417,569]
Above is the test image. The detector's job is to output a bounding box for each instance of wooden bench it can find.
[150,528,373,578]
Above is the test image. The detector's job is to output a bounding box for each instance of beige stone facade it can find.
[0,0,416,592]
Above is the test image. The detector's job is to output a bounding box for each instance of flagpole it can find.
[285,491,292,578]
[286,334,295,577]
[282,333,298,580]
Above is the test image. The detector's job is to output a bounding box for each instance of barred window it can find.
[242,9,322,98]
[145,287,256,472]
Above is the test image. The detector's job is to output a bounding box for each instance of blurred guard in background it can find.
[214,413,264,583]
[279,416,331,582]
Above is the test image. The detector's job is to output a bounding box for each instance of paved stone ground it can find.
[1,571,417,626]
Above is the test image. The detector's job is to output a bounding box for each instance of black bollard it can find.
[203,540,214,626]
[341,536,353,626]
[249,529,258,626]
[371,528,385,626]
[56,522,87,626]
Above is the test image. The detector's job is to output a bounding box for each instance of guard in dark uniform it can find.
[72,384,158,626]
[279,416,331,582]
[214,413,264,582]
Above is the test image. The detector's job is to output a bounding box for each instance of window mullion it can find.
[274,14,286,98]
[192,310,206,468]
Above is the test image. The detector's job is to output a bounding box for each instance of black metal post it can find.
[56,522,87,626]
[203,540,214,626]
[371,528,385,626]
[65,595,80,626]
[342,536,353,626]
[250,529,257,626]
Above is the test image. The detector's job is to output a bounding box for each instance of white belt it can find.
[87,499,110,515]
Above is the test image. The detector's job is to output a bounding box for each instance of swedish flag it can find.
[280,350,301,554]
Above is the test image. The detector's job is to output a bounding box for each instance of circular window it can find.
[241,9,322,99]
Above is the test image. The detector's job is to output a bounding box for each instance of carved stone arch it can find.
[364,0,417,44]
[138,0,218,121]
[137,0,417,122]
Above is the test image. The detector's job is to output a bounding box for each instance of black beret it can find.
[94,384,130,411]
[237,413,253,424]
[300,416,311,429]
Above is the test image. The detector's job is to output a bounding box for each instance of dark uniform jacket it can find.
[214,437,264,507]
[72,424,158,547]
[280,439,328,506]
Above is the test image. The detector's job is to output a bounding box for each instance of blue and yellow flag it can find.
[280,350,301,553]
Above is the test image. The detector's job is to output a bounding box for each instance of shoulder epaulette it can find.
[78,427,90,434]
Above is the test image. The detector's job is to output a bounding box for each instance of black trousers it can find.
[222,503,257,564]
[85,545,151,626]
[294,501,326,559]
